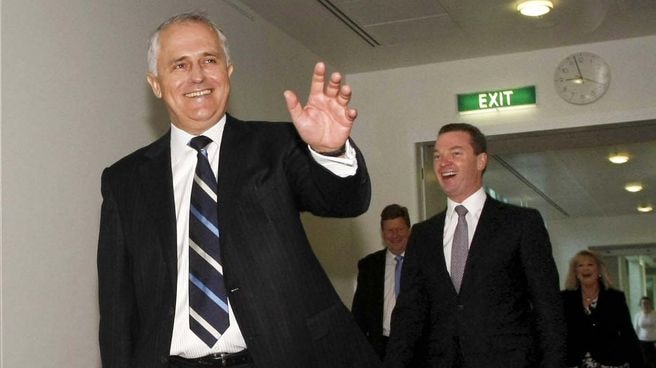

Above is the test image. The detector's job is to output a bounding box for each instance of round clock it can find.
[554,52,611,105]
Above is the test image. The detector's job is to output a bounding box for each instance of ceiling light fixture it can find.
[517,1,553,17]
[608,153,630,164]
[637,204,653,213]
[624,183,644,193]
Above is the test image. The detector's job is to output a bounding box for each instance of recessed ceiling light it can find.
[608,153,630,164]
[637,204,653,213]
[517,1,553,17]
[624,183,644,193]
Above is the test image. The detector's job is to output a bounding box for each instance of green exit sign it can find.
[457,86,536,113]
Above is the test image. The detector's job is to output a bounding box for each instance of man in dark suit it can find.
[97,12,380,368]
[384,123,566,368]
[352,204,411,359]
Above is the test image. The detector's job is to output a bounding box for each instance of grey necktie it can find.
[450,205,469,292]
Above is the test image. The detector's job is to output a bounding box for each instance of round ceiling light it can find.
[517,1,553,17]
[637,204,653,213]
[624,183,644,193]
[608,153,630,164]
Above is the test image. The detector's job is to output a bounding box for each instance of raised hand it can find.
[284,62,357,154]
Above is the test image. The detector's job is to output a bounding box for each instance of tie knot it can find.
[455,205,468,217]
[189,135,213,152]
[395,255,404,263]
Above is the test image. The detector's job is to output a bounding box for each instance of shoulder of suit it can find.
[485,196,539,214]
[359,249,387,263]
[103,131,170,174]
[226,114,295,134]
[601,288,626,300]
[412,210,446,230]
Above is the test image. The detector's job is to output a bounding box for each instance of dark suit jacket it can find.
[352,249,388,357]
[562,288,644,368]
[384,196,566,368]
[98,115,381,368]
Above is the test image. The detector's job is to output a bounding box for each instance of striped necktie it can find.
[188,135,229,347]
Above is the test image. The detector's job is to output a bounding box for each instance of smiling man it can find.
[383,123,566,368]
[98,11,380,368]
[352,204,412,359]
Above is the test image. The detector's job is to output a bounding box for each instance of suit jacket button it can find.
[168,307,175,316]
[457,304,464,311]
[160,356,168,364]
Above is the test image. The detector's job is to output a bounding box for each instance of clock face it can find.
[554,52,611,105]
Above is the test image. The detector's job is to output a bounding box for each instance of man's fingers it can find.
[325,72,342,97]
[309,62,327,96]
[337,85,352,106]
[284,90,302,120]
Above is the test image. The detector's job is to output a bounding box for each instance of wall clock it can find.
[554,52,611,105]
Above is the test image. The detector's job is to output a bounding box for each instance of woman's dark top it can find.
[562,288,644,368]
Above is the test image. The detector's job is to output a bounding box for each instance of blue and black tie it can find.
[188,136,229,347]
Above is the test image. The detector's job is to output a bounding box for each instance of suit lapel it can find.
[460,196,501,294]
[217,115,248,204]
[139,132,178,290]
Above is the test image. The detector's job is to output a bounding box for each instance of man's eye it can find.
[174,63,185,70]
[204,58,217,64]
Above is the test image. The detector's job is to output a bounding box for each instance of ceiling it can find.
[232,0,656,221]
[235,0,656,73]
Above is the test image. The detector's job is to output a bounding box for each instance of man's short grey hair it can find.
[147,11,231,75]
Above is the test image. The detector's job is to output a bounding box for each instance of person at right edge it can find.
[635,296,656,368]
[562,250,645,368]
[383,123,566,368]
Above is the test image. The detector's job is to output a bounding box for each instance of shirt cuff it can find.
[308,140,358,178]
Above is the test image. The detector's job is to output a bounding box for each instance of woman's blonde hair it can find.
[564,250,613,290]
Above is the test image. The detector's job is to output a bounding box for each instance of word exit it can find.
[457,86,536,113]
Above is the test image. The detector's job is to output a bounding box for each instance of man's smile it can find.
[184,89,212,98]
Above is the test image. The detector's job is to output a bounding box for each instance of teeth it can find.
[185,89,212,98]
[442,171,456,177]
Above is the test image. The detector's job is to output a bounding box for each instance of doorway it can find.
[415,120,656,299]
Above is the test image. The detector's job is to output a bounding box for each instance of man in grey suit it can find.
[384,123,566,368]
[97,12,380,368]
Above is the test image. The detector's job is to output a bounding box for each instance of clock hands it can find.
[564,76,604,84]
[572,56,583,79]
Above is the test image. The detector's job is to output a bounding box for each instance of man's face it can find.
[382,217,410,255]
[146,21,233,135]
[433,131,487,203]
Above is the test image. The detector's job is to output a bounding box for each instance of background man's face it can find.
[382,217,410,255]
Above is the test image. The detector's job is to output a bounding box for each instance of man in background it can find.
[98,11,380,368]
[384,123,566,368]
[352,204,411,359]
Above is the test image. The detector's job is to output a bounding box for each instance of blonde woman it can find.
[562,250,644,368]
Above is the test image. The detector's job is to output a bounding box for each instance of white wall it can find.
[0,1,321,366]
[345,35,656,295]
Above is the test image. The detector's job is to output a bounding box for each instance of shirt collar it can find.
[170,115,226,164]
[446,187,486,220]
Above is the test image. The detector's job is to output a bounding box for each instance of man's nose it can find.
[190,65,205,82]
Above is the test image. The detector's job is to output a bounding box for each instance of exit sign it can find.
[457,86,536,113]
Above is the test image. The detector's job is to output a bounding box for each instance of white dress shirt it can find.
[634,310,656,341]
[168,115,358,357]
[442,187,486,275]
[382,249,404,336]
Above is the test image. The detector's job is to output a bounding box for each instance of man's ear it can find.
[477,152,488,171]
[146,73,162,99]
